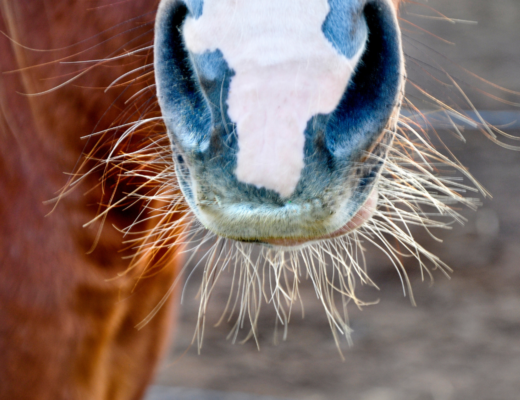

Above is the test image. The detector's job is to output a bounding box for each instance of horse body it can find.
[0,2,183,399]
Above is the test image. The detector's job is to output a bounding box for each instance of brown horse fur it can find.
[0,1,186,399]
[0,0,403,399]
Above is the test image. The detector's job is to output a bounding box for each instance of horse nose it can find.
[154,0,403,243]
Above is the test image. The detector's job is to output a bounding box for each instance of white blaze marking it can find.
[184,0,365,197]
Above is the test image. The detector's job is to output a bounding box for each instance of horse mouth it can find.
[260,187,378,248]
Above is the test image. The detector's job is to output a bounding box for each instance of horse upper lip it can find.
[261,188,378,248]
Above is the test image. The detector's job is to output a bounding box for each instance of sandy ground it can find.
[149,1,520,399]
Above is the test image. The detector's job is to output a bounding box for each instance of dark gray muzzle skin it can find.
[154,0,403,243]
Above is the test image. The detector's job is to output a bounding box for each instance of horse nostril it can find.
[325,0,403,156]
[154,1,212,152]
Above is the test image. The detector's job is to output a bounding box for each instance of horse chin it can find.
[261,187,378,249]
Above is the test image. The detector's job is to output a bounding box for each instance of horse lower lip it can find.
[264,189,378,247]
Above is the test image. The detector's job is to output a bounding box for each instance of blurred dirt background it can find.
[151,1,520,399]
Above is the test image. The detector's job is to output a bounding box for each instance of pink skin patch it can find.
[183,0,366,198]
[264,188,378,247]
